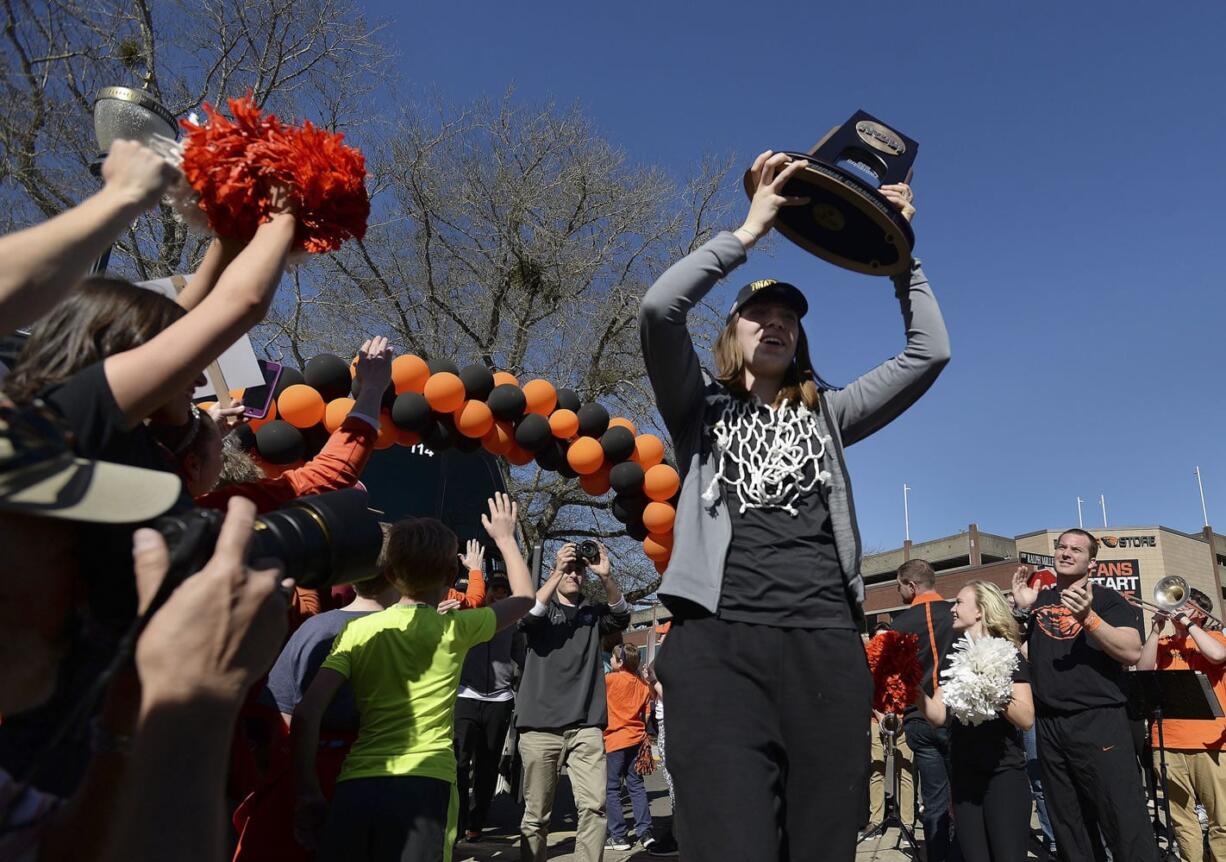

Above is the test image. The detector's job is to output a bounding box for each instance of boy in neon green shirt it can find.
[291,493,535,862]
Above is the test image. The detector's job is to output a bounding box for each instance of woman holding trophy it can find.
[639,149,949,860]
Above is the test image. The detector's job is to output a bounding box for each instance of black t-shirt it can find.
[717,423,852,630]
[263,609,371,733]
[950,655,1030,777]
[1026,584,1143,713]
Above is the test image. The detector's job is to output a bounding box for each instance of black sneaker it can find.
[605,836,632,851]
[643,834,680,856]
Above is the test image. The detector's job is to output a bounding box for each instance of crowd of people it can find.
[0,129,1222,862]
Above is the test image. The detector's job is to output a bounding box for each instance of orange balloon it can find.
[423,372,466,413]
[278,384,326,429]
[396,428,421,447]
[654,558,669,575]
[482,420,515,455]
[522,379,557,416]
[392,354,429,394]
[566,436,605,475]
[505,444,535,466]
[608,417,637,436]
[324,397,356,432]
[643,532,674,563]
[642,501,676,534]
[493,371,519,388]
[196,400,216,414]
[633,434,665,469]
[454,399,495,438]
[644,463,680,502]
[549,409,579,439]
[247,397,277,431]
[375,411,396,449]
[580,463,612,496]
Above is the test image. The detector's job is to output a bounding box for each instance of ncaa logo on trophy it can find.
[743,110,918,276]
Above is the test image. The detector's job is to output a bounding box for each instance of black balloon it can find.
[272,367,305,400]
[555,388,581,413]
[391,392,432,431]
[611,493,648,524]
[427,357,460,376]
[459,364,496,402]
[577,402,610,438]
[301,423,331,458]
[304,354,352,402]
[535,440,565,471]
[255,420,305,465]
[423,417,456,451]
[609,461,645,496]
[514,414,552,453]
[230,423,257,452]
[488,384,527,422]
[557,460,579,480]
[626,521,649,541]
[599,426,635,463]
[382,381,397,409]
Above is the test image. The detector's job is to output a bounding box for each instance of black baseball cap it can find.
[726,279,808,323]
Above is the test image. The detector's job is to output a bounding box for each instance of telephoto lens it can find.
[577,539,600,564]
[156,488,383,590]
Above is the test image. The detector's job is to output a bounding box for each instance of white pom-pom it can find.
[939,634,1019,726]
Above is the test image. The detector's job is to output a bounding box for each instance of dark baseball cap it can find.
[726,279,808,323]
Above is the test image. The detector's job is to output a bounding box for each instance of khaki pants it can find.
[868,720,915,827]
[519,727,607,862]
[1162,748,1226,862]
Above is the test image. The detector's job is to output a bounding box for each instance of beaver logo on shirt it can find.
[1034,604,1083,641]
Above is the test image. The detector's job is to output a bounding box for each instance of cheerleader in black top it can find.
[914,581,1035,862]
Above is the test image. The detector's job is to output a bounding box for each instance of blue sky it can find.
[366,1,1226,550]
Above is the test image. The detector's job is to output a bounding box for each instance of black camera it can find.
[155,488,383,589]
[576,540,600,564]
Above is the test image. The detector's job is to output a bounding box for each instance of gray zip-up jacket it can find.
[639,230,950,616]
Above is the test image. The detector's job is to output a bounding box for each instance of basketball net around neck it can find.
[702,394,831,516]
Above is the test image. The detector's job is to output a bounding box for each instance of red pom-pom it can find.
[864,630,923,715]
[179,95,369,254]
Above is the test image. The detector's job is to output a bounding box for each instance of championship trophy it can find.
[744,110,917,276]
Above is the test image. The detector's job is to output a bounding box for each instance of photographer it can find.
[516,541,631,862]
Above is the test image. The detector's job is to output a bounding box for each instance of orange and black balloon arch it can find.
[204,353,678,569]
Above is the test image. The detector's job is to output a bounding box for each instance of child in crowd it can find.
[604,644,657,853]
[291,494,533,862]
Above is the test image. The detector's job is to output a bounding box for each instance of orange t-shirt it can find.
[1156,632,1226,750]
[604,671,653,753]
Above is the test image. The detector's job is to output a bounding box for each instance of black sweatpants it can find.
[1036,705,1159,862]
[454,697,514,834]
[655,615,871,862]
[318,775,456,862]
[952,766,1031,862]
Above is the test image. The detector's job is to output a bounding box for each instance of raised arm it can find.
[104,198,296,427]
[175,237,244,311]
[1138,614,1167,671]
[459,538,488,609]
[0,140,178,333]
[481,494,535,631]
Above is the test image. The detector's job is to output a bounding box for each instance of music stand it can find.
[858,714,918,857]
[1128,670,1224,862]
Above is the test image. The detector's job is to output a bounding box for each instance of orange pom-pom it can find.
[566,437,605,475]
[374,411,396,449]
[642,501,676,534]
[324,397,355,432]
[633,434,665,469]
[482,420,515,456]
[549,409,579,439]
[392,355,429,394]
[278,384,325,429]
[505,445,535,466]
[492,371,519,388]
[580,463,613,496]
[643,532,674,563]
[643,464,680,502]
[608,417,637,436]
[522,379,557,416]
[454,400,495,439]
[423,372,465,414]
[865,631,923,715]
[177,95,369,254]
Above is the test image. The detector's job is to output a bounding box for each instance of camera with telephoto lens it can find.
[576,540,600,565]
[154,488,383,589]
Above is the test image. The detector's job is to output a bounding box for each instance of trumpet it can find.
[1127,575,1224,628]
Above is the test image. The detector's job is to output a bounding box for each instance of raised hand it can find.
[879,183,917,222]
[353,335,393,397]
[1062,579,1094,624]
[1011,565,1038,610]
[552,543,578,578]
[481,492,519,545]
[459,538,485,572]
[101,139,180,210]
[735,150,812,249]
[590,542,612,580]
[207,399,248,436]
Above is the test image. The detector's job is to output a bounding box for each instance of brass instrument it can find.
[1128,575,1224,627]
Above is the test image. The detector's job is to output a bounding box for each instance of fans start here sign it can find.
[1091,559,1141,595]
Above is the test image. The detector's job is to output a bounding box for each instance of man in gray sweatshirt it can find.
[516,542,631,862]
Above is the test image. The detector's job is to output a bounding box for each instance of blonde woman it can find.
[914,581,1035,862]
